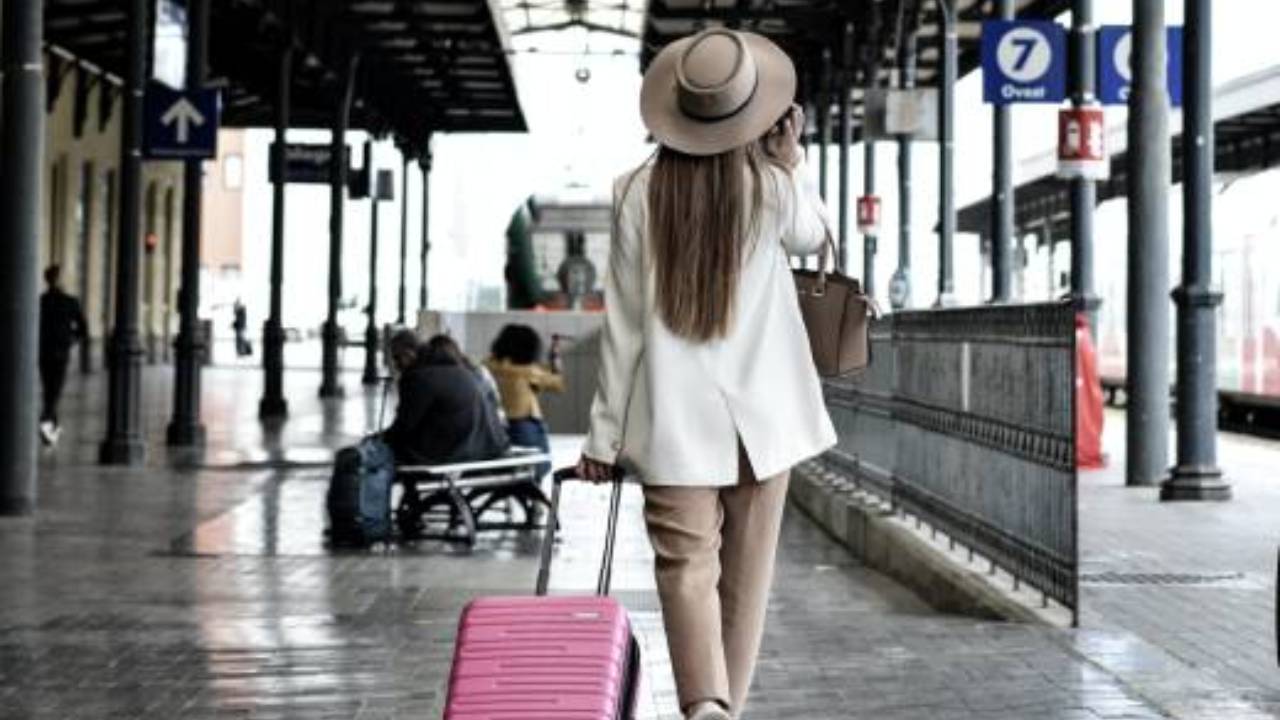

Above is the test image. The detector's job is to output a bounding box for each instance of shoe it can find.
[38,421,54,447]
[687,701,731,720]
[48,423,62,446]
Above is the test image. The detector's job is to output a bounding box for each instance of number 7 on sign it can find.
[1012,37,1038,72]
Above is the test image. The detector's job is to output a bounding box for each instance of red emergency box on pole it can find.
[1076,313,1105,469]
[856,195,881,235]
[1057,106,1108,180]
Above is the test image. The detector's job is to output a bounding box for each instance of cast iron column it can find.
[990,0,1015,303]
[397,153,409,325]
[259,44,292,420]
[1069,0,1100,330]
[837,23,854,273]
[167,0,211,444]
[935,0,956,307]
[362,141,380,386]
[889,27,918,311]
[1163,0,1230,501]
[0,0,44,514]
[836,84,851,273]
[1126,0,1171,487]
[818,49,832,203]
[320,55,359,399]
[100,0,149,464]
[863,137,877,296]
[418,149,432,312]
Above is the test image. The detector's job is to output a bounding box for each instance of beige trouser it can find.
[642,451,790,718]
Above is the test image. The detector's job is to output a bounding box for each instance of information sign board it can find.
[1097,26,1183,106]
[268,143,352,184]
[982,21,1068,105]
[144,85,219,159]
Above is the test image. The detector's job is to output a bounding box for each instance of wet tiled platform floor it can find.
[0,365,1260,719]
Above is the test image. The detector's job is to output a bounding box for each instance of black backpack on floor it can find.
[326,437,395,547]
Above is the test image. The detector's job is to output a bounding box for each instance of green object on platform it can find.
[505,197,546,310]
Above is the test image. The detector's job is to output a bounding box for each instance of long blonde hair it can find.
[645,141,782,341]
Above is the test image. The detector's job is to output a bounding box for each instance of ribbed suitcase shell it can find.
[444,595,638,719]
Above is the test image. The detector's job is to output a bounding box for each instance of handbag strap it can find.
[810,184,839,289]
[810,230,837,293]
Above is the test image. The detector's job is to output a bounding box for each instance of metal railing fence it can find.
[820,302,1078,621]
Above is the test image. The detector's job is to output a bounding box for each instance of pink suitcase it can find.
[444,469,641,720]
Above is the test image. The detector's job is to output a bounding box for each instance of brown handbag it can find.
[792,236,879,378]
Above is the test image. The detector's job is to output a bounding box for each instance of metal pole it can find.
[1044,221,1056,293]
[320,55,358,399]
[0,0,44,513]
[837,23,853,274]
[818,49,832,203]
[362,140,380,386]
[1163,0,1229,501]
[801,96,814,158]
[1126,0,1171,487]
[397,153,409,325]
[889,24,918,311]
[258,44,292,420]
[990,0,1015,303]
[100,0,149,464]
[1069,0,1100,331]
[936,0,956,307]
[167,0,211,444]
[418,147,432,313]
[863,139,877,296]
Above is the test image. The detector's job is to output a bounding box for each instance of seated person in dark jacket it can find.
[382,331,509,466]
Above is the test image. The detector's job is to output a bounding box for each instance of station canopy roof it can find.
[42,0,527,155]
[956,64,1280,237]
[641,0,1070,141]
[501,0,645,38]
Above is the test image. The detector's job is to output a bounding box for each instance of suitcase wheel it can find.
[621,633,642,720]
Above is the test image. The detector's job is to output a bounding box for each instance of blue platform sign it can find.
[1098,26,1183,106]
[144,84,219,159]
[982,20,1068,105]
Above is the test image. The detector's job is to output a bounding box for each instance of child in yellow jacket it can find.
[484,324,564,480]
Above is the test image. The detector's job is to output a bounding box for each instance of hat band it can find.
[681,73,760,123]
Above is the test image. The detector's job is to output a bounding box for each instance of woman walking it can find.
[576,28,836,720]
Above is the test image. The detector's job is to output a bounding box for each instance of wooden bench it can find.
[396,447,553,544]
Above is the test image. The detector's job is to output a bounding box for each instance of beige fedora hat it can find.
[641,28,797,156]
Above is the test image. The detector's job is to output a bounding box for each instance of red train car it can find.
[1094,167,1280,433]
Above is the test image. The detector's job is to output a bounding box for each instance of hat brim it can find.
[640,32,797,157]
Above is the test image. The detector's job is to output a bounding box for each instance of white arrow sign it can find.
[161,97,205,144]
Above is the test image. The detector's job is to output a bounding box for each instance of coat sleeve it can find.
[530,365,565,393]
[583,173,646,465]
[383,372,432,454]
[779,159,834,257]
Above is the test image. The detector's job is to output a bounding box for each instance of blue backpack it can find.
[326,437,395,547]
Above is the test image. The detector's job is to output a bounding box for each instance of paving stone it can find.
[1079,410,1280,717]
[0,367,1207,719]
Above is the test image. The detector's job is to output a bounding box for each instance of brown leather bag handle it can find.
[812,231,837,295]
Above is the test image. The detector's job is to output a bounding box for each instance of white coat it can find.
[583,158,837,486]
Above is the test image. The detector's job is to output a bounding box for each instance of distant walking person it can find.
[39,265,88,446]
[232,299,251,357]
[576,29,835,720]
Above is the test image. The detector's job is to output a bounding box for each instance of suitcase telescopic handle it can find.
[535,466,628,597]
